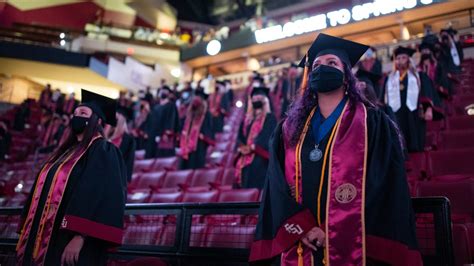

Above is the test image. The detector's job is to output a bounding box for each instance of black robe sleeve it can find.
[364,108,421,264]
[199,111,215,145]
[249,122,317,262]
[119,133,136,183]
[61,139,126,246]
[253,114,277,159]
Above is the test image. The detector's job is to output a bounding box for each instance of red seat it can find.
[159,224,177,246]
[122,224,162,245]
[127,257,168,266]
[189,224,208,247]
[417,180,474,223]
[5,193,27,207]
[151,157,179,171]
[133,159,155,173]
[448,116,474,130]
[134,150,145,160]
[182,191,219,203]
[204,225,256,248]
[428,149,474,177]
[190,168,223,187]
[127,189,151,203]
[135,171,166,190]
[452,224,473,266]
[222,168,236,186]
[129,173,141,189]
[217,189,260,202]
[162,170,193,188]
[438,130,474,150]
[405,152,428,179]
[148,192,183,203]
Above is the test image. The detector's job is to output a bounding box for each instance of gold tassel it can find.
[299,53,310,95]
[297,242,304,266]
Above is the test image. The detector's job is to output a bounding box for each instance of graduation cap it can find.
[80,89,117,126]
[161,85,172,93]
[418,42,434,53]
[216,80,226,86]
[393,46,416,58]
[194,90,209,100]
[440,28,457,36]
[356,69,381,88]
[251,87,270,97]
[117,106,134,122]
[298,33,369,68]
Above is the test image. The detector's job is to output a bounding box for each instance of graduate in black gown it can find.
[439,28,463,74]
[235,87,277,189]
[146,87,179,158]
[356,69,396,122]
[250,34,421,266]
[418,41,453,99]
[210,81,230,134]
[109,106,136,183]
[382,46,443,152]
[356,47,383,99]
[13,101,30,131]
[17,90,126,266]
[179,91,214,170]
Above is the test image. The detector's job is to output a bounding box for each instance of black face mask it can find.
[309,65,345,93]
[71,116,89,134]
[252,101,263,109]
[160,93,168,99]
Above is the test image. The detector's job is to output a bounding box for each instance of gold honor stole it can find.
[288,101,368,266]
[17,136,101,265]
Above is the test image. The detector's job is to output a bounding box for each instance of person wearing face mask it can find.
[179,91,214,169]
[418,41,452,100]
[235,87,276,189]
[133,100,152,151]
[250,34,421,266]
[382,46,443,153]
[108,107,136,183]
[17,90,126,266]
[145,86,180,158]
[210,80,231,134]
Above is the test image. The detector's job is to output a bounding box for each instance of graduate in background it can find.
[149,86,180,158]
[210,81,230,134]
[108,106,136,183]
[356,47,383,99]
[439,28,463,74]
[235,87,277,189]
[418,41,453,100]
[383,46,443,152]
[179,91,214,169]
[224,79,235,105]
[250,34,421,266]
[17,90,126,266]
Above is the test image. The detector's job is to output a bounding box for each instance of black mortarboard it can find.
[441,28,457,36]
[161,85,172,93]
[194,90,209,100]
[252,76,264,83]
[251,87,270,97]
[418,42,434,53]
[298,33,369,68]
[393,46,416,58]
[117,106,133,122]
[216,80,226,86]
[80,89,117,126]
[356,69,381,88]
[290,62,298,68]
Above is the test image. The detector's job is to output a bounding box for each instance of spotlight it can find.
[235,100,243,108]
[60,40,66,46]
[59,32,65,39]
[206,40,222,56]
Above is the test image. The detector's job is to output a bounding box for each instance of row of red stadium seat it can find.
[128,188,260,204]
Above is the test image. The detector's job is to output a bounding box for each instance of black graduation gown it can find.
[252,107,419,265]
[212,94,230,134]
[237,113,277,189]
[180,112,214,170]
[119,133,136,183]
[145,102,179,158]
[19,139,126,266]
[382,72,443,152]
[13,104,30,131]
[0,128,11,160]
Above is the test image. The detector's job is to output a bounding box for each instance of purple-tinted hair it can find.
[284,63,374,147]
